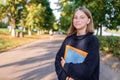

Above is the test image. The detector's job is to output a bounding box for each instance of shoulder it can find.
[62,34,75,44]
[87,34,99,42]
[65,34,75,40]
[60,34,74,43]
[87,34,99,50]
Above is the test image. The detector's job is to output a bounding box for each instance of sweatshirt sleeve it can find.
[63,37,100,80]
[55,38,68,80]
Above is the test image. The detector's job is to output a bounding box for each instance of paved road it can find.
[0,35,120,80]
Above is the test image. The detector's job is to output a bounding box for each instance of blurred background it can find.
[0,0,120,80]
[0,0,120,57]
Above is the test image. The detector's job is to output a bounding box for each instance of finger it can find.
[61,57,64,60]
[66,77,69,80]
[61,57,65,62]
[61,60,63,67]
[70,78,74,80]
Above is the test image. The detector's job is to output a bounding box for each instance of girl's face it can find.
[73,10,90,30]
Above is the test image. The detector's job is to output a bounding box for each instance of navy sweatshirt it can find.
[55,33,100,80]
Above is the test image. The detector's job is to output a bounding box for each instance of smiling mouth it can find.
[76,23,81,25]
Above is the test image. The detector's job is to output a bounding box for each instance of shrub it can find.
[0,22,8,28]
[97,36,120,57]
[0,28,10,35]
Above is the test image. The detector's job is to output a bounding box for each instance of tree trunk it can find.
[10,0,16,37]
[100,27,102,36]
[23,27,26,32]
[40,30,42,34]
[37,30,40,35]
[96,27,99,36]
[10,15,16,37]
[28,27,31,36]
[37,29,43,35]
[10,16,15,37]
[11,28,15,37]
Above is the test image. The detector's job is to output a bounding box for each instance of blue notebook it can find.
[64,45,88,64]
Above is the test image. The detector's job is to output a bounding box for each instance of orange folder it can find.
[64,45,88,63]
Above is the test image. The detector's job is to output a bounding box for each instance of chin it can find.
[75,27,82,29]
[75,27,86,30]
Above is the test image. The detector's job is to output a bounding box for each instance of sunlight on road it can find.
[41,72,57,80]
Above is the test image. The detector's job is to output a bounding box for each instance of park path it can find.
[0,35,120,80]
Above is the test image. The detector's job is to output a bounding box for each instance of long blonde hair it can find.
[68,7,94,35]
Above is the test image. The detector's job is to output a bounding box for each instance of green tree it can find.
[25,2,45,35]
[58,0,120,36]
[15,0,27,29]
[0,0,27,37]
[0,0,55,36]
[24,0,55,35]
[40,0,55,30]
[58,0,74,31]
[104,0,120,30]
[0,0,6,4]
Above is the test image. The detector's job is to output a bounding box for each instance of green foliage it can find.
[98,36,120,57]
[0,22,8,28]
[58,0,74,31]
[0,4,8,20]
[0,0,5,4]
[25,3,45,30]
[58,0,120,31]
[53,22,58,30]
[0,0,55,36]
[0,39,13,51]
[40,0,55,30]
[0,28,10,35]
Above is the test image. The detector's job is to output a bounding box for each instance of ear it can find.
[87,19,90,24]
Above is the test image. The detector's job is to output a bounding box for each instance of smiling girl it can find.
[55,7,100,80]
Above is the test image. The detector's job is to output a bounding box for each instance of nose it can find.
[75,19,82,22]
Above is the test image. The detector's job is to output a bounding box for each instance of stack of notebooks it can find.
[64,45,88,64]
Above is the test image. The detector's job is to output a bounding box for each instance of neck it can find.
[77,29,86,36]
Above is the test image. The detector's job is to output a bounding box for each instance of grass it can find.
[0,28,10,35]
[0,28,50,53]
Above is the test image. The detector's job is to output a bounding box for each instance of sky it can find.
[49,0,61,20]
